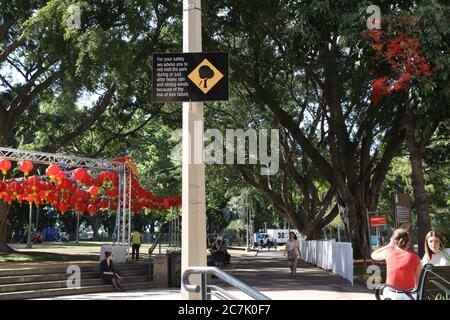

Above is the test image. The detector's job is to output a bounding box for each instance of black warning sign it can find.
[152,52,228,103]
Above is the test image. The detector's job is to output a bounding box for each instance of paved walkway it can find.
[36,249,374,300]
[215,250,373,300]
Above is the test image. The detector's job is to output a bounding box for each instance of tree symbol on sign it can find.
[198,65,214,89]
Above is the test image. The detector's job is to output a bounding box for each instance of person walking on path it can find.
[371,228,421,300]
[131,230,142,261]
[284,231,301,275]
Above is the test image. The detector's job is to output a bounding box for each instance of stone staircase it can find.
[0,262,154,300]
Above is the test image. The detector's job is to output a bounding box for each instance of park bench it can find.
[375,264,450,300]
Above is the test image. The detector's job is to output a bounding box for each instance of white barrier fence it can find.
[299,240,353,285]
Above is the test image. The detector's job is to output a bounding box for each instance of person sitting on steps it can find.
[100,251,126,292]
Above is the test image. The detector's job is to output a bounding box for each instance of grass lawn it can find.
[1,241,173,264]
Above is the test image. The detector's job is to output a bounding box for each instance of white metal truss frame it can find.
[0,146,132,256]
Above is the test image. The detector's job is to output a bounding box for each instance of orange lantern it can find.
[0,159,11,175]
[18,161,33,176]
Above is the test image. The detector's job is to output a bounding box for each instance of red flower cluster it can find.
[0,160,181,216]
[364,22,435,105]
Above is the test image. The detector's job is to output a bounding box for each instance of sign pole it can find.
[366,208,372,257]
[181,0,206,300]
[26,203,32,248]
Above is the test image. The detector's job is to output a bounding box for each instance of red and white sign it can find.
[370,215,388,226]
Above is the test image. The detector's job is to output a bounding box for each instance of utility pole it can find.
[181,0,206,300]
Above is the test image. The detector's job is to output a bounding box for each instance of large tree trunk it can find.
[0,129,13,252]
[302,226,322,240]
[405,100,431,257]
[337,194,372,260]
[0,201,13,252]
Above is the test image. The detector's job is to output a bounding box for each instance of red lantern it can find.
[0,159,11,175]
[27,176,42,193]
[84,175,95,187]
[3,193,13,204]
[87,204,97,215]
[17,194,27,203]
[109,201,118,211]
[73,168,88,182]
[88,186,99,198]
[55,171,67,185]
[58,203,69,214]
[58,178,72,192]
[25,194,36,204]
[9,181,24,198]
[99,199,109,209]
[60,193,71,203]
[18,161,33,176]
[46,164,61,180]
[0,181,6,193]
[45,191,58,204]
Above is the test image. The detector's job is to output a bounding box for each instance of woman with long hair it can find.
[422,231,450,266]
[371,228,422,300]
[284,232,301,275]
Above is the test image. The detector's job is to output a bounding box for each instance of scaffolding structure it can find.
[0,146,133,256]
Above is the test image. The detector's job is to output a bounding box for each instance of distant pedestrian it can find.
[131,230,142,261]
[284,232,301,275]
[422,231,450,266]
[371,228,421,300]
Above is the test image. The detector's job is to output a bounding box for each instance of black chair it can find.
[375,264,450,300]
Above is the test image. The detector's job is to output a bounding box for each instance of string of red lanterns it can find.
[0,159,181,216]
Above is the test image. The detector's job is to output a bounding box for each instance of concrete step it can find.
[0,281,155,300]
[0,275,149,293]
[0,268,149,285]
[0,262,149,277]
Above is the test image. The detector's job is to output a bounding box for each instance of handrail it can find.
[148,233,163,257]
[207,285,239,300]
[182,266,271,300]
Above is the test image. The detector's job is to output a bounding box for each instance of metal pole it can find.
[122,171,126,246]
[26,203,32,248]
[128,170,132,257]
[76,211,80,244]
[181,0,206,300]
[200,273,207,300]
[116,173,122,245]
